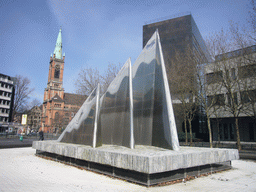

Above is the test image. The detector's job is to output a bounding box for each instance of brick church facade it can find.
[41,29,86,133]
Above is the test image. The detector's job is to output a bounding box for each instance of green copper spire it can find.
[53,28,62,59]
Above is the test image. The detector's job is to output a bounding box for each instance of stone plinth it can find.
[33,141,239,186]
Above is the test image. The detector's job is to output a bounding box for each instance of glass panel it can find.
[132,33,156,146]
[152,44,174,149]
[58,86,99,146]
[100,60,131,147]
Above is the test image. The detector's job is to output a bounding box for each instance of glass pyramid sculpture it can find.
[57,84,101,147]
[99,58,134,149]
[58,30,179,151]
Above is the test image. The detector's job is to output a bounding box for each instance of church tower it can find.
[42,29,65,132]
[44,28,65,101]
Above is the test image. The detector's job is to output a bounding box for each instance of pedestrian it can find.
[39,130,44,141]
[5,129,8,138]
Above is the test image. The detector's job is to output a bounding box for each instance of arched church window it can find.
[54,112,60,129]
[55,112,59,122]
[54,66,60,79]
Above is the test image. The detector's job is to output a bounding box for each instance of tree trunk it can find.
[207,117,213,148]
[189,120,193,146]
[217,119,220,147]
[235,117,241,151]
[184,119,188,145]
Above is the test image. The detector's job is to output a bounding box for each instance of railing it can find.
[180,141,256,150]
[0,87,12,93]
[0,78,13,84]
[0,104,10,109]
[144,11,191,25]
[0,132,61,140]
[0,95,11,101]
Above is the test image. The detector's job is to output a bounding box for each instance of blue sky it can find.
[0,0,251,103]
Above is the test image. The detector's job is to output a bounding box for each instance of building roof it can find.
[53,28,62,59]
[29,105,42,112]
[63,93,87,106]
[215,45,256,61]
[0,73,12,80]
[51,94,64,103]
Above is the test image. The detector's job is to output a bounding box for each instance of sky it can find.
[0,0,251,103]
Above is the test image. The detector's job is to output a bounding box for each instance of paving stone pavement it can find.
[0,147,256,192]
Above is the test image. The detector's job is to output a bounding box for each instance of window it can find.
[206,71,223,84]
[227,92,238,106]
[54,104,61,108]
[231,68,236,80]
[225,69,229,80]
[55,112,59,122]
[249,123,255,141]
[54,66,60,79]
[238,64,256,78]
[215,94,225,106]
[44,106,46,115]
[240,90,256,103]
[207,94,225,106]
[224,123,228,140]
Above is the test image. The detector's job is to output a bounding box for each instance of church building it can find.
[41,29,86,133]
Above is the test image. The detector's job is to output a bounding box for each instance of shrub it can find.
[178,132,196,142]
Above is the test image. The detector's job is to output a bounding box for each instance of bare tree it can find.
[53,112,66,134]
[167,48,198,145]
[168,45,222,147]
[206,28,248,150]
[27,100,42,132]
[12,75,34,119]
[75,67,101,96]
[197,63,224,148]
[101,63,122,93]
[75,63,121,96]
[27,99,41,109]
[247,0,256,44]
[230,23,256,131]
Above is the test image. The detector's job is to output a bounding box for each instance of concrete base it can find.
[33,141,239,186]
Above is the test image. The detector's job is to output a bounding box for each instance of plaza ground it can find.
[0,147,256,192]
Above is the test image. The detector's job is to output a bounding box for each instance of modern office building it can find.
[143,14,210,65]
[143,14,211,135]
[0,73,14,124]
[41,29,86,133]
[205,45,256,142]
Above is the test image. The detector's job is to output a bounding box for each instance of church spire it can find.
[53,28,62,59]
